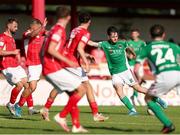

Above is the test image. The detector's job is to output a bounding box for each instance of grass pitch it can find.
[0,106,179,134]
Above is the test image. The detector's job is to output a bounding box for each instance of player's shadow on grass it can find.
[0,115,40,121]
[82,111,131,115]
[0,126,55,132]
[86,126,158,133]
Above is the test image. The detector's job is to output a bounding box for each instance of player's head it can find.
[6,18,18,34]
[30,18,42,31]
[150,24,165,39]
[78,11,91,25]
[56,6,71,22]
[130,28,140,40]
[107,26,119,43]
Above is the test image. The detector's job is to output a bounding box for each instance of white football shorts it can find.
[45,68,83,94]
[112,69,138,86]
[28,64,42,82]
[2,66,27,86]
[148,71,180,96]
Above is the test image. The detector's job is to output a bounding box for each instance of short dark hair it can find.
[150,24,165,38]
[6,18,18,26]
[78,11,91,23]
[107,26,119,36]
[56,6,70,19]
[30,18,42,25]
[131,28,140,33]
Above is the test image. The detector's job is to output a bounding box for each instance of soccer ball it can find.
[147,108,155,116]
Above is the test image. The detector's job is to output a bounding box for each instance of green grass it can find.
[0,106,180,134]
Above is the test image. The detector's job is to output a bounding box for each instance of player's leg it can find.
[130,65,141,106]
[145,71,179,133]
[113,72,137,115]
[67,67,108,121]
[130,90,140,106]
[2,67,25,116]
[70,104,88,133]
[26,80,40,115]
[113,83,137,115]
[145,94,175,133]
[54,83,86,132]
[7,82,24,116]
[45,69,87,132]
[26,65,42,114]
[14,77,31,117]
[132,82,167,109]
[83,81,109,121]
[40,88,58,121]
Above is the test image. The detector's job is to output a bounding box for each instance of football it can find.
[147,108,155,116]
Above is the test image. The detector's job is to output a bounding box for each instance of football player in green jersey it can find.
[88,26,168,116]
[127,29,146,106]
[135,24,180,133]
[89,26,149,115]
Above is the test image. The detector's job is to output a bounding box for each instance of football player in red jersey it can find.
[40,6,88,133]
[0,18,29,116]
[40,11,108,122]
[22,18,47,115]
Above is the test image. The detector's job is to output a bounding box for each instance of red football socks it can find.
[45,98,54,109]
[10,87,21,104]
[60,93,81,118]
[70,105,80,128]
[26,94,33,108]
[90,101,98,115]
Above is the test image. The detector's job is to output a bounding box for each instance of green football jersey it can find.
[136,40,180,74]
[99,40,130,75]
[127,39,146,66]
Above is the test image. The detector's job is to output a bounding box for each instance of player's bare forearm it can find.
[126,47,136,59]
[77,42,90,72]
[87,40,99,47]
[0,49,19,56]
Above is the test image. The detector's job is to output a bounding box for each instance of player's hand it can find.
[43,18,48,27]
[86,55,96,64]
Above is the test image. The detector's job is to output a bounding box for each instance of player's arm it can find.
[47,41,77,67]
[126,47,136,59]
[0,49,19,56]
[0,41,20,56]
[25,18,47,38]
[87,40,99,47]
[77,41,90,72]
[85,53,96,64]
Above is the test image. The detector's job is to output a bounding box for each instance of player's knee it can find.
[16,83,24,90]
[144,94,152,102]
[30,84,37,92]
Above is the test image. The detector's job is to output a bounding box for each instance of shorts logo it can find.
[129,78,133,83]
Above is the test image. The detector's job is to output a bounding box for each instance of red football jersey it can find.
[42,23,66,75]
[23,31,44,66]
[63,26,91,67]
[0,33,19,70]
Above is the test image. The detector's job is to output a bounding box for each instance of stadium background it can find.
[0,0,180,106]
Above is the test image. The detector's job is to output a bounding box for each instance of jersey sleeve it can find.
[80,33,90,44]
[0,36,5,49]
[98,41,105,49]
[50,29,62,44]
[136,46,148,63]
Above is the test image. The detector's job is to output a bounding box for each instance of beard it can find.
[11,31,16,35]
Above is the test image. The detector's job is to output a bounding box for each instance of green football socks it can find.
[147,100,172,126]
